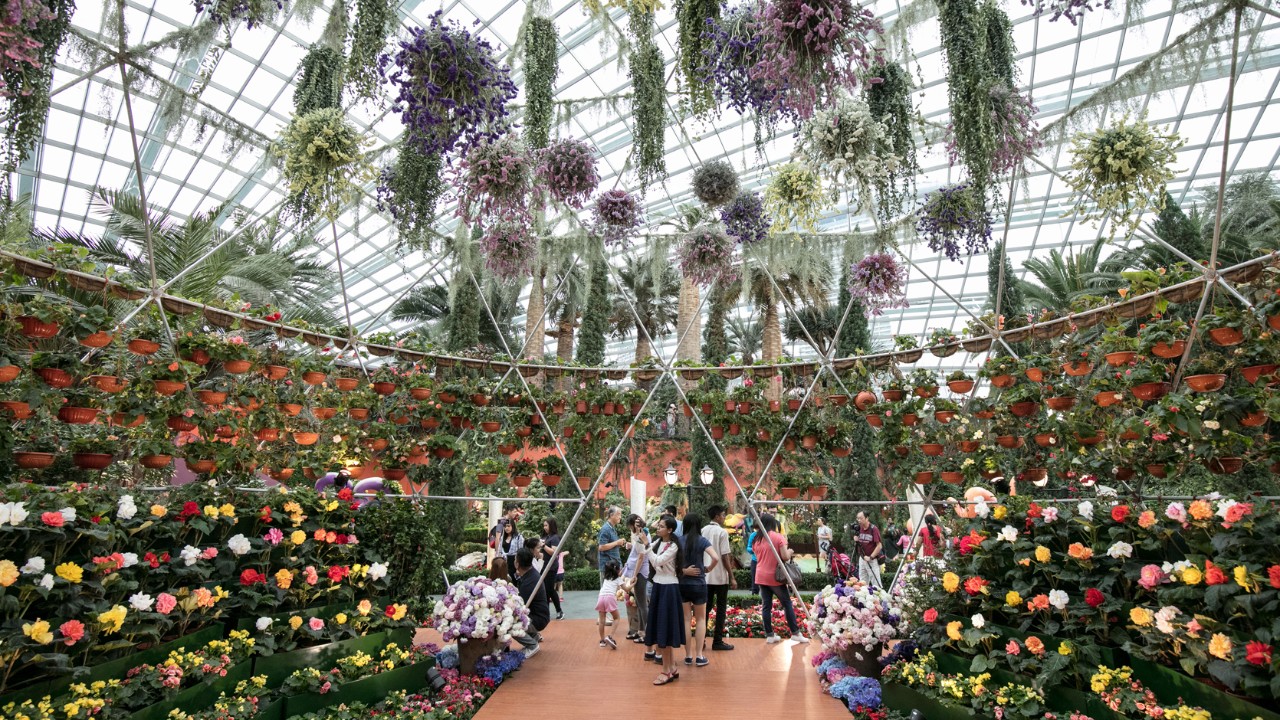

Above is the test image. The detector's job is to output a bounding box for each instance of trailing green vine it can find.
[937,0,997,193]
[376,149,446,253]
[676,0,719,117]
[524,15,558,150]
[983,0,1017,89]
[1,0,75,189]
[348,0,396,101]
[293,44,345,115]
[628,7,667,186]
[866,61,919,221]
[274,107,373,223]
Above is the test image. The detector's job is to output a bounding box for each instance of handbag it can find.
[774,559,802,585]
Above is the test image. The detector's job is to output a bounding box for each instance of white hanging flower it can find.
[1048,590,1069,609]
[59,507,76,524]
[368,562,388,581]
[39,573,53,590]
[1106,541,1133,559]
[21,557,45,575]
[117,495,137,520]
[256,617,273,631]
[971,613,985,629]
[121,553,139,568]
[1077,501,1094,520]
[180,545,201,566]
[129,593,154,612]
[227,534,252,556]
[998,525,1019,543]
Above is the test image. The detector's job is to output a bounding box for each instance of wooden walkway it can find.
[472,620,852,719]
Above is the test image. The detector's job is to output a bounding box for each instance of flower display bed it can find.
[128,662,253,720]
[253,628,412,688]
[279,658,436,718]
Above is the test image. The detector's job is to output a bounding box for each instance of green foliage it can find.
[983,1,1016,89]
[358,498,446,600]
[1152,191,1206,262]
[987,238,1025,320]
[563,567,603,590]
[937,0,999,192]
[422,461,469,550]
[628,8,667,187]
[523,16,559,150]
[0,0,75,186]
[575,259,610,366]
[348,0,396,101]
[379,150,446,253]
[445,278,482,352]
[294,44,346,115]
[677,0,719,117]
[866,61,919,222]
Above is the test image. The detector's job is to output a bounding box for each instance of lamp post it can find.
[663,463,678,485]
[699,465,714,485]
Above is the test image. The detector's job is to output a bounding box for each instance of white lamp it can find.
[700,465,714,485]
[663,463,678,485]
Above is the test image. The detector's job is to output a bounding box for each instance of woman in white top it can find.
[643,516,684,686]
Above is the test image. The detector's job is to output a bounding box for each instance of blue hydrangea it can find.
[817,657,849,677]
[434,645,459,669]
[830,676,882,710]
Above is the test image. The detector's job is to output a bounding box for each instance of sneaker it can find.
[524,644,540,659]
[790,634,810,644]
[765,635,782,644]
[605,636,618,650]
[684,657,693,665]
[711,641,735,651]
[695,656,709,667]
[556,612,564,620]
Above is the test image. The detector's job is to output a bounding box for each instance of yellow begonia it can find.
[1208,633,1232,660]
[357,600,372,616]
[1130,607,1153,626]
[1233,565,1251,591]
[276,569,294,589]
[335,613,348,624]
[1181,566,1203,585]
[22,619,53,644]
[219,503,235,518]
[203,505,220,518]
[946,621,963,642]
[289,616,303,630]
[290,530,307,546]
[0,559,19,587]
[390,604,407,621]
[324,500,339,512]
[993,505,1007,520]
[150,504,167,517]
[1034,546,1051,563]
[1058,641,1072,656]
[942,572,960,593]
[1005,591,1023,607]
[98,605,127,634]
[55,562,84,584]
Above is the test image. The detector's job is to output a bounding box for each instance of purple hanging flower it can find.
[535,138,599,209]
[916,181,993,262]
[0,0,55,95]
[1019,0,1113,24]
[700,4,784,137]
[456,134,532,226]
[193,0,285,28]
[383,11,518,157]
[591,189,644,247]
[848,252,908,316]
[677,223,736,286]
[480,220,536,281]
[720,191,769,245]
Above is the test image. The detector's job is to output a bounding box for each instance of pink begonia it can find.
[263,528,284,546]
[308,617,325,631]
[156,593,177,614]
[1005,640,1021,656]
[1138,564,1167,591]
[201,547,218,560]
[1041,507,1059,523]
[1165,502,1187,523]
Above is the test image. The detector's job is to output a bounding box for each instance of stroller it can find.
[829,547,854,583]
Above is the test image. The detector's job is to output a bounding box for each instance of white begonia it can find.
[1215,499,1238,519]
[1202,419,1220,430]
[1107,541,1133,559]
[10,502,27,526]
[118,495,137,520]
[180,545,201,566]
[1077,501,1094,520]
[0,503,10,526]
[39,573,54,590]
[368,562,388,581]
[971,613,985,629]
[121,552,139,568]
[256,617,273,631]
[21,557,45,575]
[59,507,76,524]
[1048,590,1069,609]
[998,525,1019,543]
[129,593,154,611]
[1155,606,1181,634]
[973,498,990,519]
[227,534,252,556]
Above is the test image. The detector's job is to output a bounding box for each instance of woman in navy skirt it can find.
[644,516,685,685]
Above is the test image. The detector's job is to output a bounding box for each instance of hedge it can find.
[731,569,831,591]
[554,569,832,592]
[563,567,601,591]
[462,524,489,544]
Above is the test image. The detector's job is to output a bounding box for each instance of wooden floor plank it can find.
[471,620,851,719]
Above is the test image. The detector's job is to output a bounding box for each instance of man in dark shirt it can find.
[514,548,549,657]
[854,512,884,588]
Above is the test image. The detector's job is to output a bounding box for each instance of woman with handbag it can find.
[752,513,808,644]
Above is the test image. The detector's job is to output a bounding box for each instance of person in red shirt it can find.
[854,511,884,588]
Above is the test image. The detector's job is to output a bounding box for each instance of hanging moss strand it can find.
[294,44,346,115]
[524,16,559,150]
[628,7,668,186]
[866,61,919,221]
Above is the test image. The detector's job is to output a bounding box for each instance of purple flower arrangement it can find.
[0,0,54,96]
[988,85,1040,176]
[457,135,532,225]
[916,181,993,262]
[535,138,599,209]
[701,3,782,137]
[473,648,525,685]
[1019,0,1113,24]
[592,189,644,247]
[752,0,883,121]
[810,582,905,654]
[848,252,909,316]
[677,223,736,286]
[193,0,284,28]
[721,191,769,245]
[432,576,531,644]
[480,220,536,281]
[383,11,518,157]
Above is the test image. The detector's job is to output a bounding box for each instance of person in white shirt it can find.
[701,505,737,652]
[643,516,685,685]
[816,516,833,573]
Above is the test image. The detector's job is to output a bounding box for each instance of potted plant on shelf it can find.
[1200,306,1251,347]
[508,457,536,487]
[979,355,1021,388]
[1001,382,1042,418]
[30,351,78,389]
[932,397,960,424]
[475,457,504,485]
[209,335,257,374]
[128,430,177,469]
[293,354,330,386]
[945,370,974,394]
[126,311,166,355]
[67,433,115,470]
[774,468,810,499]
[1234,335,1280,385]
[927,327,960,357]
[1183,350,1231,394]
[429,434,460,459]
[1139,317,1189,359]
[892,334,922,363]
[57,389,99,425]
[537,454,566,486]
[0,347,20,384]
[909,368,938,398]
[1098,323,1140,366]
[12,416,62,468]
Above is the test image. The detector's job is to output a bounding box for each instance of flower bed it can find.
[706,603,811,639]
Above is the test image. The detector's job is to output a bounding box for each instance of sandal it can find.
[653,671,676,686]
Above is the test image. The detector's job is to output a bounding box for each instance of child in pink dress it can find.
[597,560,622,649]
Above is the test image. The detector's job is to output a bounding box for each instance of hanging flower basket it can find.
[536,138,599,209]
[458,134,533,224]
[795,95,895,210]
[677,223,735,286]
[917,181,992,262]
[847,253,909,316]
[720,191,770,245]
[764,163,825,232]
[1064,113,1182,238]
[480,220,537,281]
[273,107,372,223]
[591,189,644,247]
[691,159,740,207]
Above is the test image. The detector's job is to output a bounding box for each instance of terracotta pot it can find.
[894,446,908,457]
[254,428,280,442]
[1115,467,1136,481]
[727,423,741,436]
[363,437,389,451]
[947,380,974,394]
[1,401,32,419]
[867,415,883,428]
[198,390,228,405]
[292,432,320,446]
[279,403,303,417]
[1075,432,1106,445]
[1104,351,1136,367]
[1034,433,1057,447]
[602,402,615,415]
[182,349,211,366]
[681,403,693,417]
[990,374,1015,389]
[88,375,127,393]
[1045,396,1076,411]
[301,371,327,386]
[809,484,829,500]
[1023,467,1048,483]
[710,426,724,440]
[410,387,432,400]
[128,339,160,355]
[187,459,217,474]
[78,331,114,348]
[0,365,18,383]
[18,316,59,338]
[110,413,144,428]
[996,435,1023,449]
[1240,410,1268,427]
[935,411,956,423]
[974,410,995,419]
[223,359,252,374]
[440,393,458,404]
[312,407,337,420]
[261,364,289,381]
[267,467,295,481]
[14,451,55,469]
[882,389,904,402]
[215,425,237,439]
[940,471,964,484]
[73,453,113,470]
[1184,374,1226,393]
[737,401,753,414]
[787,399,802,412]
[854,391,877,410]
[828,394,848,407]
[434,448,456,459]
[1207,328,1243,347]
[480,421,502,433]
[1151,340,1186,359]
[1009,401,1038,417]
[1270,314,1280,332]
[346,408,369,421]
[783,439,796,451]
[1093,391,1124,407]
[1205,457,1243,474]
[1063,361,1092,376]
[780,487,801,499]
[153,380,185,396]
[1119,430,1142,441]
[510,475,532,488]
[1242,364,1278,384]
[801,435,818,450]
[167,416,196,432]
[1146,463,1167,478]
[832,447,850,458]
[420,417,440,430]
[769,401,781,413]
[921,443,944,457]
[914,471,935,485]
[373,381,397,396]
[332,376,358,391]
[36,367,73,388]
[1131,382,1170,401]
[58,406,98,424]
[913,385,937,399]
[901,413,919,426]
[477,473,499,485]
[541,474,561,487]
[959,441,980,453]
[577,476,593,491]
[140,454,173,469]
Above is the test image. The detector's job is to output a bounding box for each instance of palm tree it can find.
[1018,237,1125,313]
[391,281,520,351]
[662,205,708,370]
[609,253,679,362]
[726,315,762,365]
[544,258,588,364]
[46,187,338,325]
[741,239,832,399]
[785,303,842,357]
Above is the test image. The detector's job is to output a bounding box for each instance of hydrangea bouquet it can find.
[432,577,530,644]
[810,582,905,655]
